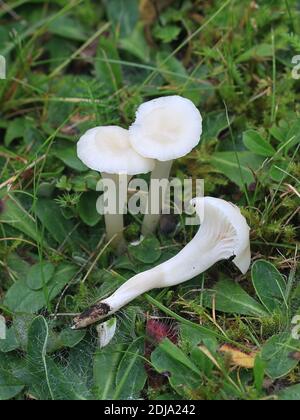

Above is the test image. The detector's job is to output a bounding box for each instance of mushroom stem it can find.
[142,160,173,236]
[101,173,131,253]
[102,246,221,312]
[73,197,251,329]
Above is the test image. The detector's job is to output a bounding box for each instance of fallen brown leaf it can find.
[290,352,300,361]
[219,344,258,369]
[139,0,177,46]
[139,0,176,25]
[139,0,156,25]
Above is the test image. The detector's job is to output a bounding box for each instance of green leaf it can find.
[114,255,139,273]
[52,143,88,172]
[261,333,300,379]
[180,324,215,348]
[46,328,86,353]
[6,253,31,283]
[119,23,150,63]
[46,37,74,72]
[0,368,24,400]
[237,44,273,63]
[129,236,162,264]
[95,37,123,92]
[281,119,300,151]
[37,182,56,198]
[270,119,300,152]
[243,130,275,157]
[27,317,90,400]
[269,162,289,182]
[95,270,126,299]
[269,124,287,143]
[35,199,80,246]
[211,152,264,188]
[151,339,200,397]
[4,264,77,313]
[190,345,215,377]
[67,337,95,392]
[202,279,268,317]
[4,117,26,147]
[278,384,300,400]
[1,194,41,243]
[0,328,19,353]
[78,191,101,227]
[180,324,219,377]
[47,16,87,41]
[94,344,124,400]
[57,329,86,349]
[103,0,139,37]
[155,52,204,105]
[156,51,188,85]
[252,260,287,313]
[115,339,147,399]
[201,111,229,143]
[157,339,200,375]
[253,356,266,393]
[11,314,35,351]
[51,361,91,400]
[153,25,181,43]
[26,316,53,400]
[26,262,55,291]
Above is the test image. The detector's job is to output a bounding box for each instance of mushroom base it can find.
[72,302,111,329]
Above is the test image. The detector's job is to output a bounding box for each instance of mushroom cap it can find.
[129,96,202,162]
[77,126,155,176]
[192,197,251,274]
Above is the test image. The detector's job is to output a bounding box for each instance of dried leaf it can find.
[219,344,257,369]
[139,0,156,25]
[139,0,176,24]
[290,352,300,361]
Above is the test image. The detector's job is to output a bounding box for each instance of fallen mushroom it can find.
[129,95,202,235]
[72,197,251,329]
[77,126,155,251]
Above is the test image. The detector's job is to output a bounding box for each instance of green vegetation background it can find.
[0,0,299,400]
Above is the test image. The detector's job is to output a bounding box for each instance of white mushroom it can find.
[77,126,155,250]
[129,95,202,236]
[73,197,251,329]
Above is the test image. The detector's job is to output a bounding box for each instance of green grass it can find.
[0,0,299,401]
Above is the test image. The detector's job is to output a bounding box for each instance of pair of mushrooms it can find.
[77,96,203,250]
[73,97,251,329]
